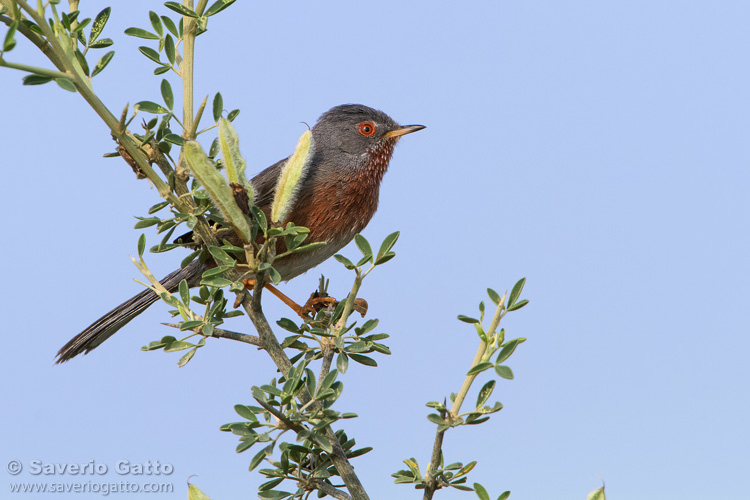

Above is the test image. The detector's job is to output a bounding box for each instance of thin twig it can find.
[423,294,507,500]
[254,398,305,433]
[212,328,260,346]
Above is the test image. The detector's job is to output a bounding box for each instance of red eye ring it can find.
[358,121,376,137]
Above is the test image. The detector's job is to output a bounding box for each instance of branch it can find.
[309,479,351,500]
[254,397,305,433]
[212,328,260,346]
[423,294,507,500]
[235,275,370,500]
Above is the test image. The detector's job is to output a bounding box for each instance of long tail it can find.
[56,259,206,363]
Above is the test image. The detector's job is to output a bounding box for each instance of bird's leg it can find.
[242,279,309,318]
[240,280,369,319]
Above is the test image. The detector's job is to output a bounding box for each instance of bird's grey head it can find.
[312,104,401,159]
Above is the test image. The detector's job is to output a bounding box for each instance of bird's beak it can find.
[384,124,426,139]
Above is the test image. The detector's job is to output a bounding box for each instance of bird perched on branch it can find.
[56,104,425,363]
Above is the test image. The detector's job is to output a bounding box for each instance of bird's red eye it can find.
[358,121,376,137]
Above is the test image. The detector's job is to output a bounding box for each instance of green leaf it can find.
[268,267,282,285]
[376,231,400,260]
[136,100,169,114]
[235,438,255,453]
[248,444,270,470]
[160,79,173,110]
[259,478,284,492]
[310,432,333,454]
[403,458,422,481]
[234,404,257,421]
[257,491,292,500]
[586,486,606,500]
[56,78,76,92]
[317,369,338,393]
[164,2,199,17]
[165,340,196,351]
[498,491,511,500]
[89,7,111,43]
[139,46,162,64]
[205,0,237,16]
[89,38,113,49]
[496,338,526,364]
[179,320,204,331]
[453,484,475,492]
[474,483,490,500]
[476,379,496,408]
[149,11,163,37]
[162,133,183,145]
[134,217,160,228]
[227,109,240,121]
[457,315,479,324]
[467,362,493,376]
[124,27,160,39]
[137,233,146,257]
[213,92,223,122]
[427,413,445,426]
[3,20,17,52]
[218,117,251,195]
[334,254,355,270]
[354,234,372,261]
[75,50,91,76]
[271,130,313,223]
[187,483,212,500]
[90,50,114,77]
[507,299,529,311]
[177,347,197,367]
[337,353,349,374]
[161,16,179,37]
[276,318,299,333]
[507,277,526,308]
[208,246,234,266]
[22,75,52,85]
[305,368,316,397]
[357,318,379,335]
[163,34,175,65]
[179,279,189,305]
[494,365,514,379]
[347,446,372,458]
[374,251,396,265]
[348,354,377,367]
[184,141,252,242]
[290,242,326,254]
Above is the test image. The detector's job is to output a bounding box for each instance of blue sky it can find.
[2,1,749,499]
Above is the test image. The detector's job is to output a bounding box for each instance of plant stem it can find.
[423,295,507,500]
[0,58,71,79]
[332,264,372,336]
[13,0,176,204]
[450,299,505,417]
[181,0,195,139]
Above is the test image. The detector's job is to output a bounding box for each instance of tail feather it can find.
[56,259,206,363]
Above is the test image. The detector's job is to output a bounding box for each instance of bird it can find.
[56,104,425,363]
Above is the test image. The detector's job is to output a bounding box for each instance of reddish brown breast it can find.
[288,138,396,245]
[269,138,397,279]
